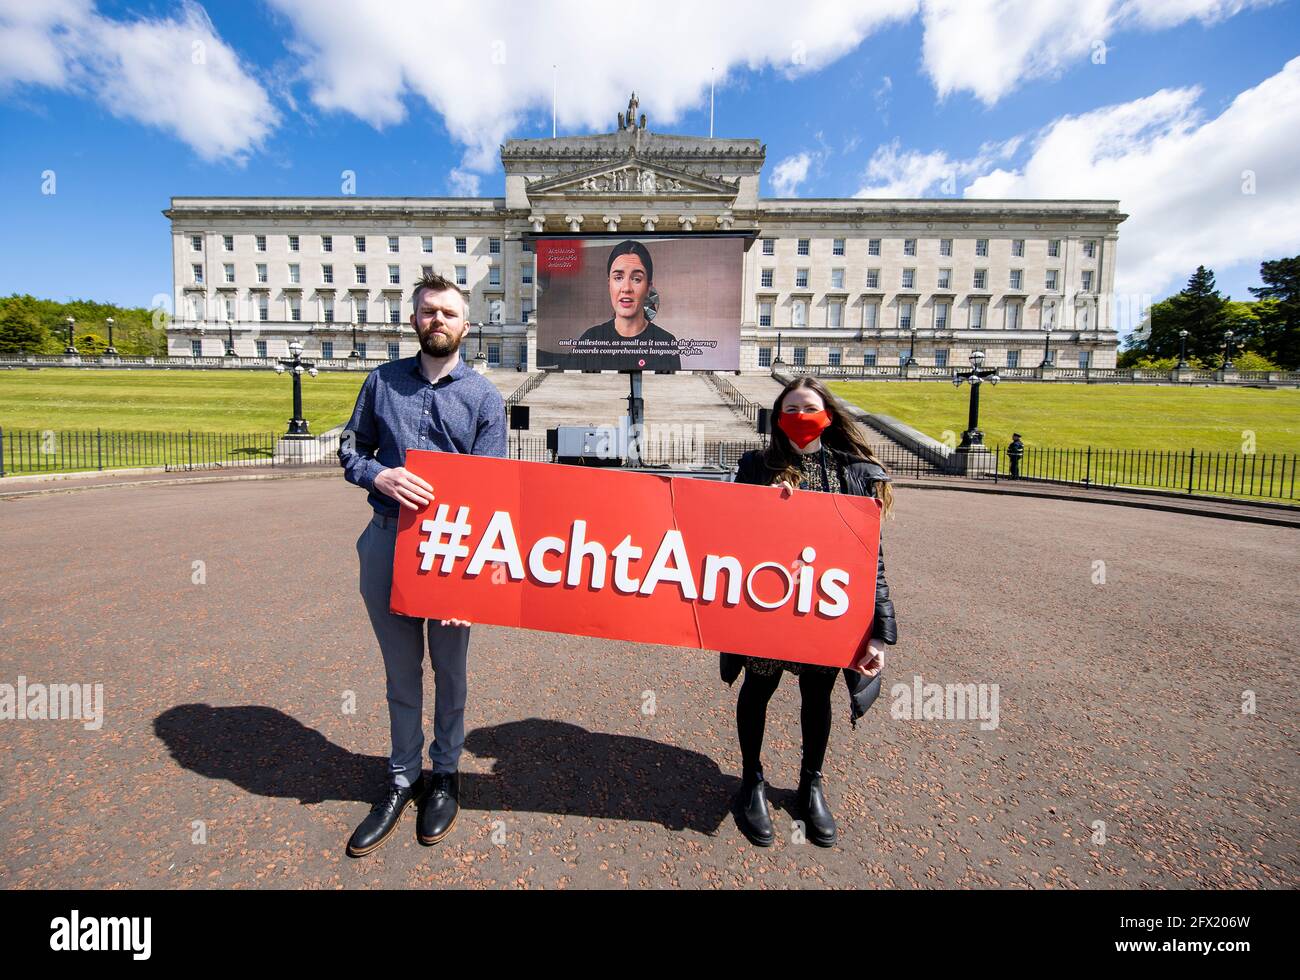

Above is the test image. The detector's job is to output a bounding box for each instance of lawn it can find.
[828,381,1300,456]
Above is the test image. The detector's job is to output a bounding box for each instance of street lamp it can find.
[224,316,236,357]
[1222,330,1236,371]
[1039,327,1053,368]
[105,316,117,356]
[1177,329,1189,369]
[952,349,1000,449]
[275,339,318,438]
[65,316,77,355]
[906,326,918,367]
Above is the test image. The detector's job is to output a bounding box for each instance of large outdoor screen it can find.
[532,235,744,372]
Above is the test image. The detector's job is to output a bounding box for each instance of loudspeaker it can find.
[545,427,558,452]
[757,407,772,435]
[510,405,530,430]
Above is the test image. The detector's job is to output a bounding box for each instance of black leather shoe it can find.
[795,767,837,847]
[735,769,774,847]
[416,771,460,845]
[346,775,426,858]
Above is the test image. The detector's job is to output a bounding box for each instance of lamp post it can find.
[225,316,236,357]
[775,331,783,363]
[1039,328,1053,368]
[275,339,318,438]
[64,316,78,355]
[906,326,918,367]
[1222,330,1236,371]
[349,306,361,360]
[952,349,1000,450]
[105,316,117,356]
[1176,329,1189,369]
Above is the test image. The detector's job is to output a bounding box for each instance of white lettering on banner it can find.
[416,507,854,617]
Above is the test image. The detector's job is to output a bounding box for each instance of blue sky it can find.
[2,0,1298,336]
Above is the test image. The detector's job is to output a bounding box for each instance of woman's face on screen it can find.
[608,253,650,321]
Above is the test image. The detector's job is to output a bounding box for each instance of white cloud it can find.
[447,167,481,197]
[854,137,1020,197]
[963,57,1300,300]
[771,152,813,197]
[0,0,276,162]
[267,0,920,171]
[918,0,1272,105]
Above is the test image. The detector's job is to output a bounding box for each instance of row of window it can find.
[188,338,520,365]
[756,347,1092,369]
[188,233,531,255]
[757,297,1089,331]
[760,267,1094,292]
[761,237,1099,259]
[187,293,531,325]
[189,262,532,288]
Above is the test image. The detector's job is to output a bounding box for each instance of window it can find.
[387,342,400,360]
[387,298,400,324]
[322,341,334,358]
[1007,350,1019,369]
[939,238,952,257]
[1009,269,1023,290]
[288,296,301,322]
[356,301,368,324]
[866,269,880,289]
[522,265,533,285]
[868,238,881,256]
[489,237,501,254]
[322,235,333,253]
[1081,270,1094,292]
[970,302,985,329]
[1083,240,1096,259]
[222,295,234,321]
[795,269,809,289]
[256,235,266,252]
[1080,305,1091,330]
[1079,351,1091,368]
[455,237,467,254]
[863,302,878,331]
[797,238,810,256]
[793,347,807,367]
[829,348,842,367]
[761,238,774,256]
[355,264,367,284]
[421,265,433,279]
[903,238,916,256]
[898,351,909,366]
[935,302,949,330]
[191,339,201,356]
[937,268,951,289]
[832,238,845,256]
[863,350,877,367]
[522,298,533,322]
[760,268,774,288]
[222,235,233,251]
[455,266,467,286]
[489,265,501,287]
[489,298,503,323]
[901,268,915,289]
[792,299,807,327]
[422,236,433,253]
[388,265,400,285]
[257,296,268,322]
[289,235,299,252]
[355,236,366,252]
[188,294,205,321]
[899,302,914,330]
[831,268,844,289]
[522,239,533,253]
[487,342,501,366]
[223,264,234,284]
[1011,239,1024,257]
[322,263,333,284]
[934,349,949,368]
[829,302,843,328]
[758,347,772,367]
[255,339,267,358]
[1046,270,1059,291]
[289,264,300,284]
[1048,239,1060,257]
[256,263,267,283]
[356,342,367,358]
[1043,301,1056,328]
[1007,303,1022,330]
[758,302,773,327]
[387,235,399,253]
[323,298,334,324]
[975,239,988,257]
[973,269,987,290]
[190,234,203,252]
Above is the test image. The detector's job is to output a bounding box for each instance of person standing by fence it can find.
[1008,432,1025,479]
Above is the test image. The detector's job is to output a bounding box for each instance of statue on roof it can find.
[618,92,642,131]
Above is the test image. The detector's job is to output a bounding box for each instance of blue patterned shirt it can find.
[339,355,508,517]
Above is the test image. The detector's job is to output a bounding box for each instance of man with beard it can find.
[339,272,507,857]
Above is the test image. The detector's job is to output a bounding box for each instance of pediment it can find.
[525,156,739,199]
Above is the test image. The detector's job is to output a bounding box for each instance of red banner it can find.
[389,450,881,669]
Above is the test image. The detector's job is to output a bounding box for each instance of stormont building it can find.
[164,96,1125,374]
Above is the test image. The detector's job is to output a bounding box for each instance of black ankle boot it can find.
[346,775,426,857]
[416,771,460,845]
[795,767,837,847]
[735,768,774,847]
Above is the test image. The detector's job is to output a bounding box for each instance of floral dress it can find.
[744,447,843,678]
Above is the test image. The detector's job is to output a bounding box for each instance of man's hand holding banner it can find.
[389,450,882,670]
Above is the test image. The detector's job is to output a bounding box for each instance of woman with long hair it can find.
[721,376,897,847]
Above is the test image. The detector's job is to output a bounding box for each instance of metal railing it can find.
[701,372,762,425]
[505,371,547,410]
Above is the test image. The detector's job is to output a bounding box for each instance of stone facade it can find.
[165,95,1125,372]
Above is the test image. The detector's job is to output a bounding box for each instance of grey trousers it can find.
[357,513,470,786]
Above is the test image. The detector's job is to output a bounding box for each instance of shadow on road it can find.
[154,705,735,834]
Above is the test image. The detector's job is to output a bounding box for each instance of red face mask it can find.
[777,409,832,448]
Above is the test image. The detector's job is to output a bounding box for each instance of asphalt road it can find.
[1,474,1295,889]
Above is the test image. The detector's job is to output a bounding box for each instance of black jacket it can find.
[719,445,897,724]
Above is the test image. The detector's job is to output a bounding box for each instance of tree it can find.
[1160,266,1231,362]
[0,303,49,355]
[1249,256,1300,369]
